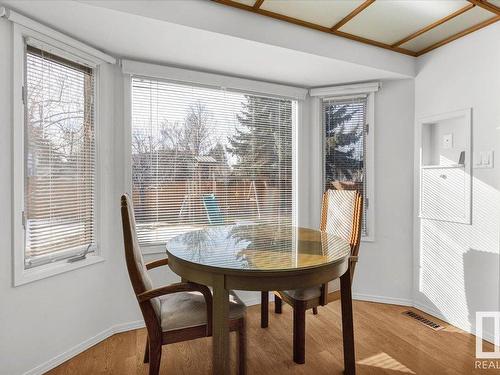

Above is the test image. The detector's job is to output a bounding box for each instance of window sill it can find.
[14,255,105,287]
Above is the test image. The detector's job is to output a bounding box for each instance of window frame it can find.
[12,24,106,286]
[123,64,304,254]
[316,87,376,242]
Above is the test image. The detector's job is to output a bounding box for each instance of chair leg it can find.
[148,340,162,375]
[261,291,269,328]
[143,336,149,363]
[238,319,247,375]
[275,294,282,314]
[340,271,356,375]
[293,303,306,364]
[312,307,318,315]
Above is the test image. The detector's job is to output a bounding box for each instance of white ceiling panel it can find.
[261,0,364,28]
[488,0,500,6]
[400,6,496,52]
[232,0,257,6]
[339,0,470,45]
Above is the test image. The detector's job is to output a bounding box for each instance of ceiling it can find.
[214,0,500,56]
[1,0,415,87]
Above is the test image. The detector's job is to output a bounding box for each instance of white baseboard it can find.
[237,291,274,307]
[413,301,496,345]
[23,293,262,375]
[24,320,145,375]
[354,296,496,345]
[349,293,498,345]
[353,292,413,307]
[412,301,448,322]
[480,331,496,345]
[412,300,473,334]
[241,296,262,306]
[24,293,495,375]
[20,293,414,374]
[242,291,415,308]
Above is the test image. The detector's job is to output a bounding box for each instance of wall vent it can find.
[402,310,444,331]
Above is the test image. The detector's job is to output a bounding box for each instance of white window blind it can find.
[323,95,368,236]
[25,45,96,268]
[131,77,294,246]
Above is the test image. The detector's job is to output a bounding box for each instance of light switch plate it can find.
[442,133,453,149]
[474,150,494,169]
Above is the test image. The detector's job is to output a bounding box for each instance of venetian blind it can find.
[323,95,368,236]
[25,45,96,268]
[131,77,294,246]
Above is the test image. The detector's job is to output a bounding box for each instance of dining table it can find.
[166,223,355,375]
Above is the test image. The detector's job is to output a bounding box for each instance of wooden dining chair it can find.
[260,189,363,364]
[120,194,247,375]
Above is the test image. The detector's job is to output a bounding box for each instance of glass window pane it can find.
[24,46,96,268]
[131,78,295,246]
[323,96,368,236]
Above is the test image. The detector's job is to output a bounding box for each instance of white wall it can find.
[81,0,415,80]
[1,3,497,373]
[0,18,136,375]
[0,16,259,374]
[1,0,414,88]
[414,23,500,340]
[0,16,318,374]
[422,117,466,166]
[0,22,416,371]
[355,80,415,303]
[302,80,416,304]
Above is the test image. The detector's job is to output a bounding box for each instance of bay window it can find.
[311,82,377,240]
[12,21,114,285]
[130,77,296,247]
[24,45,96,268]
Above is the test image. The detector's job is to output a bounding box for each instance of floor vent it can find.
[402,310,444,331]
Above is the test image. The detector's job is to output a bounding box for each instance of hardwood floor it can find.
[47,300,492,375]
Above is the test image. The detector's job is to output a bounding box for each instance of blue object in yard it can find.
[203,194,225,225]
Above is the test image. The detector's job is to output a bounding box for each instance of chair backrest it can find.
[203,194,225,225]
[120,194,161,318]
[320,189,363,257]
[319,189,363,305]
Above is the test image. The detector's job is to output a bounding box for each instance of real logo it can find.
[474,312,500,370]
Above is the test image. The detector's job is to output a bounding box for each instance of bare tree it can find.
[182,101,213,157]
[131,101,219,214]
[27,70,88,160]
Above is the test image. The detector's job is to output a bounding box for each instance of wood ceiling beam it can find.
[467,0,500,15]
[416,15,500,56]
[212,0,417,56]
[253,0,265,9]
[392,4,475,48]
[331,0,375,31]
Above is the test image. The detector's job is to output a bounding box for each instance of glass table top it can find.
[166,224,351,272]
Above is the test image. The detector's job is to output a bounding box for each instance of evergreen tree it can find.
[227,96,292,185]
[324,103,363,182]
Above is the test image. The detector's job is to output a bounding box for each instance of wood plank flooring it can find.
[47,300,493,375]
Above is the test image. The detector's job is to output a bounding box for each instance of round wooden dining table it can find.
[166,223,355,375]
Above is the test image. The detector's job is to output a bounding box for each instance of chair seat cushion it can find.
[282,286,322,301]
[160,290,245,332]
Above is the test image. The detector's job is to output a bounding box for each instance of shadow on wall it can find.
[464,248,500,340]
[417,174,500,341]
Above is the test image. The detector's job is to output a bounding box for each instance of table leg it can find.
[213,274,230,374]
[261,291,269,328]
[340,270,356,375]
